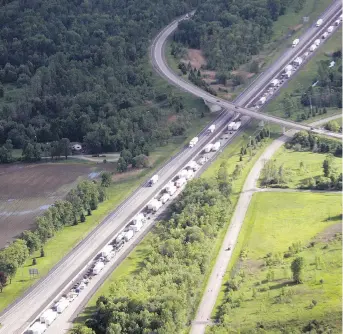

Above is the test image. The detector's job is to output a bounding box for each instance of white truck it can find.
[175,177,187,188]
[149,174,159,186]
[257,96,266,105]
[292,38,299,47]
[115,232,125,243]
[27,322,47,334]
[56,298,69,314]
[186,161,199,171]
[189,136,198,148]
[314,39,321,46]
[93,261,105,275]
[124,229,134,241]
[133,213,146,224]
[233,121,242,130]
[40,309,56,325]
[227,122,235,131]
[270,78,279,87]
[212,141,221,151]
[185,169,194,180]
[160,193,170,204]
[148,199,162,212]
[335,19,340,26]
[100,245,113,258]
[178,169,188,179]
[203,143,213,153]
[166,185,177,195]
[316,18,323,27]
[284,64,293,73]
[208,124,215,133]
[131,220,143,232]
[322,32,328,39]
[327,25,334,33]
[284,70,292,78]
[293,57,303,66]
[309,44,317,52]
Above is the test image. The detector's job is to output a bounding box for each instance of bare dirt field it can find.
[0,162,106,248]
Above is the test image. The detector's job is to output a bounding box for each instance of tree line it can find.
[0,0,207,160]
[174,0,306,72]
[74,162,240,333]
[0,177,110,292]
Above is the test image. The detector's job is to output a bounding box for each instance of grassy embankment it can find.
[265,27,342,120]
[75,122,282,324]
[266,147,342,188]
[209,192,341,333]
[0,92,217,312]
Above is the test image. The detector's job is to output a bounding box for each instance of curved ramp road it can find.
[190,113,342,334]
[150,0,342,139]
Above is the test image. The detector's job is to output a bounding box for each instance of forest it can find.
[0,0,204,159]
[174,0,307,71]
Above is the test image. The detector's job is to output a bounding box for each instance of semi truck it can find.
[233,121,241,130]
[284,70,292,78]
[227,122,235,131]
[212,141,221,151]
[131,220,143,232]
[185,169,194,180]
[93,261,105,275]
[124,229,134,241]
[149,174,159,186]
[284,64,293,73]
[100,245,113,258]
[175,177,187,188]
[322,32,328,39]
[27,322,47,334]
[309,44,317,52]
[148,199,162,212]
[166,185,177,195]
[186,160,199,171]
[327,26,334,33]
[160,193,170,204]
[115,232,125,243]
[208,124,215,133]
[133,213,146,224]
[314,39,321,46]
[270,78,280,87]
[293,57,303,66]
[56,298,69,313]
[40,309,57,325]
[292,38,299,47]
[203,143,213,153]
[316,18,323,27]
[189,136,198,147]
[257,96,266,105]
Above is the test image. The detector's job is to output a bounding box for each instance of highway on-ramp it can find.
[150,0,342,139]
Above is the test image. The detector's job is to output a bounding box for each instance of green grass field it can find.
[75,121,281,325]
[0,95,216,313]
[210,192,342,333]
[266,147,342,188]
[265,28,342,120]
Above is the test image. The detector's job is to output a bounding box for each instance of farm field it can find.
[75,121,281,325]
[264,147,342,188]
[210,191,342,334]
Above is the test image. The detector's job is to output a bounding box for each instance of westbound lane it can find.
[150,0,342,139]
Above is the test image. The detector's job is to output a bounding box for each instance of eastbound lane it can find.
[150,0,342,139]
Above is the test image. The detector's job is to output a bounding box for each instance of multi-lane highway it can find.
[0,2,341,333]
[150,0,342,139]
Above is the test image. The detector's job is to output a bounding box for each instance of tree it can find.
[101,172,112,187]
[117,157,128,172]
[59,138,71,159]
[325,120,340,132]
[21,231,41,254]
[32,258,37,266]
[322,155,333,177]
[291,257,304,284]
[132,154,149,168]
[40,247,45,258]
[70,325,96,334]
[80,212,86,222]
[0,272,7,292]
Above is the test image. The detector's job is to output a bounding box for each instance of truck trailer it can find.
[124,229,134,241]
[148,199,162,212]
[175,177,187,188]
[186,160,199,171]
[316,18,323,27]
[203,143,213,153]
[227,122,235,130]
[270,78,279,87]
[27,322,47,334]
[314,39,321,46]
[293,57,303,66]
[284,64,293,73]
[40,309,56,325]
[93,261,105,275]
[56,299,69,314]
[131,220,143,232]
[133,213,146,224]
[149,174,159,186]
[189,136,199,148]
[185,169,194,180]
[166,185,177,195]
[100,245,113,258]
[292,38,299,47]
[327,26,334,33]
[160,193,170,204]
[233,121,241,130]
[257,96,266,105]
[309,44,317,52]
[212,141,221,151]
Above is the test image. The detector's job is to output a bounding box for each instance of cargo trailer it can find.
[232,121,241,130]
[227,122,235,130]
[56,299,69,313]
[212,141,221,151]
[203,143,213,153]
[309,44,317,52]
[148,199,162,212]
[124,229,134,241]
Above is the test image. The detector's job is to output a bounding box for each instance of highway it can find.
[0,2,341,333]
[0,109,235,334]
[150,0,342,139]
